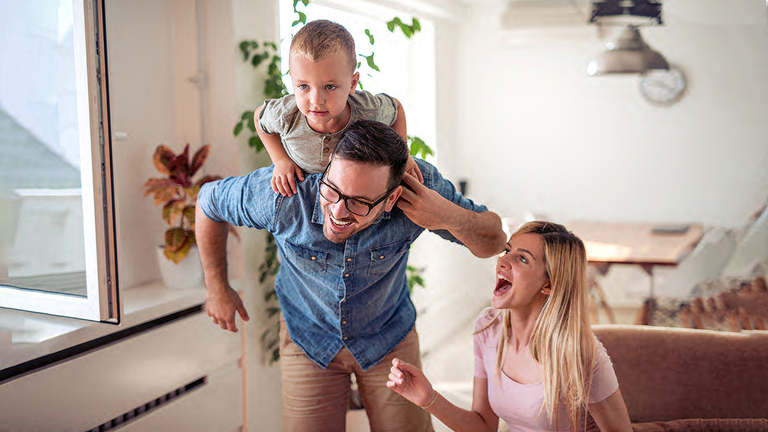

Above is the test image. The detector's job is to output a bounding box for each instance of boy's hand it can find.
[272,158,305,197]
[405,156,424,184]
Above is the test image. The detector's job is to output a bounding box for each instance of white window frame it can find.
[0,0,118,323]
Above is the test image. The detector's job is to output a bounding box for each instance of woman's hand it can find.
[271,158,304,197]
[387,358,436,408]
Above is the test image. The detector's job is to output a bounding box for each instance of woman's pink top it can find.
[473,308,619,431]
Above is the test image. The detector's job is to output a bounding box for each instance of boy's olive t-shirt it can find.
[258,90,398,173]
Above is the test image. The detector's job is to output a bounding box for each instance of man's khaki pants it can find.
[279,317,433,432]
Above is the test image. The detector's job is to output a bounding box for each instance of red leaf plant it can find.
[143,144,238,263]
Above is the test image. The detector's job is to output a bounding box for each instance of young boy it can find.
[255,19,421,197]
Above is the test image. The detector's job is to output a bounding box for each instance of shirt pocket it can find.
[283,238,328,273]
[368,239,411,276]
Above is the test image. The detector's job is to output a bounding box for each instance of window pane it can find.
[0,1,87,297]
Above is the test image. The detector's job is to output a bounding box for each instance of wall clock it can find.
[639,68,686,105]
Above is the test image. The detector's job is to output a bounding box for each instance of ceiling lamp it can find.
[587,0,669,75]
[586,25,668,75]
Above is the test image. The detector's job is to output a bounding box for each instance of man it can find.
[196,120,505,431]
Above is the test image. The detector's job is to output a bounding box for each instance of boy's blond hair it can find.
[289,20,356,72]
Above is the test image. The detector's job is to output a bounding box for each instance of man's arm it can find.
[396,172,506,258]
[196,202,250,332]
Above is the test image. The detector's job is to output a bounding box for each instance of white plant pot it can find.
[157,244,204,289]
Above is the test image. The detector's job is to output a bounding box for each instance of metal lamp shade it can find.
[587,25,669,75]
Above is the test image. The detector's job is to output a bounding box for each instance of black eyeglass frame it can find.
[318,162,399,217]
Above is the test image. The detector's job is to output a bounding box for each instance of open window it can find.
[0,0,118,322]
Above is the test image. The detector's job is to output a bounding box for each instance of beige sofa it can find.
[592,324,768,431]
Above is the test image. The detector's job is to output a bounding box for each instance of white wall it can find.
[106,1,281,429]
[448,0,767,228]
[411,0,768,352]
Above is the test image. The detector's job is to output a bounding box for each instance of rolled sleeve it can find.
[198,168,277,231]
[416,159,489,244]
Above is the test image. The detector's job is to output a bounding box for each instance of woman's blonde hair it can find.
[483,221,595,431]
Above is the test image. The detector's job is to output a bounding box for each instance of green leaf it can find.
[364,29,374,45]
[267,41,277,51]
[408,136,434,158]
[241,110,253,121]
[165,227,188,252]
[387,20,395,32]
[162,199,186,226]
[249,136,265,153]
[300,0,308,5]
[252,54,264,68]
[265,289,277,301]
[152,145,176,175]
[239,41,250,60]
[298,11,306,25]
[247,113,256,133]
[361,53,380,72]
[358,81,364,90]
[413,18,421,32]
[183,205,195,227]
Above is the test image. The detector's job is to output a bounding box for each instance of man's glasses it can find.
[318,163,398,217]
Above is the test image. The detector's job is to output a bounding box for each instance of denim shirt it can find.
[198,159,489,370]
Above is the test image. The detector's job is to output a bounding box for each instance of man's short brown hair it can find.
[289,20,356,72]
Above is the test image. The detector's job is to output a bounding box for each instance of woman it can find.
[387,221,632,431]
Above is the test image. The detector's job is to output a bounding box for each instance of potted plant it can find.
[143,144,236,287]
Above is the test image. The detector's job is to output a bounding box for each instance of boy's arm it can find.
[254,105,304,196]
[391,97,407,141]
[391,97,424,184]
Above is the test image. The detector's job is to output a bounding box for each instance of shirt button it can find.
[344,273,350,277]
[342,321,347,324]
[323,147,329,153]
[324,137,330,143]
[343,337,348,340]
[311,256,317,260]
[341,299,346,302]
[346,258,352,262]
[379,255,385,259]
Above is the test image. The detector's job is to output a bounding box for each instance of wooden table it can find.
[566,221,705,323]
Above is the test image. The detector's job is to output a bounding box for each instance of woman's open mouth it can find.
[494,275,512,296]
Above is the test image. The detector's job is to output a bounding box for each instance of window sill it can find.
[0,280,210,376]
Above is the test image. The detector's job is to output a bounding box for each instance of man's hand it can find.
[397,172,453,231]
[397,172,506,258]
[271,158,304,197]
[205,286,250,332]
